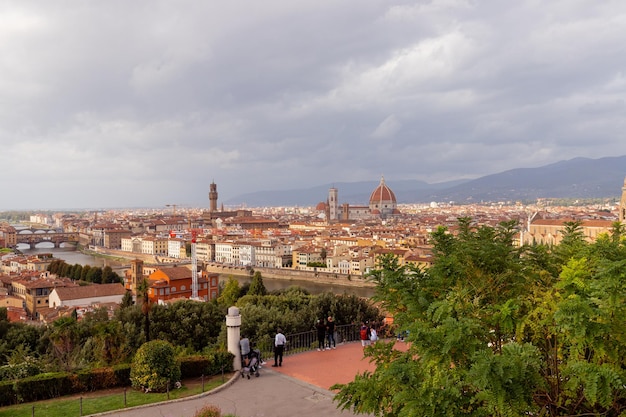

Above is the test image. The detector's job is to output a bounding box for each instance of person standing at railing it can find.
[326,316,336,349]
[315,319,326,351]
[369,324,378,343]
[273,328,286,367]
[360,321,372,348]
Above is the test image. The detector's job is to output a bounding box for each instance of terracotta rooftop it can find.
[52,283,126,301]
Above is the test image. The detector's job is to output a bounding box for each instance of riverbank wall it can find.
[83,248,376,290]
[204,264,376,289]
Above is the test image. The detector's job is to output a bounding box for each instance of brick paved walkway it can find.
[269,338,409,390]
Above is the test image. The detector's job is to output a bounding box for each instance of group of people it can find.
[359,321,378,348]
[239,328,287,371]
[315,316,337,351]
[240,318,381,373]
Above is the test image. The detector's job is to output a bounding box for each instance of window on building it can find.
[172,287,176,292]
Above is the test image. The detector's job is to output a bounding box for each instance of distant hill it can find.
[223,156,626,207]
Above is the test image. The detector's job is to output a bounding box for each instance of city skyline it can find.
[2,2,626,210]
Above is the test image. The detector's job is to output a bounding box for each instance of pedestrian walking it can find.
[273,328,286,367]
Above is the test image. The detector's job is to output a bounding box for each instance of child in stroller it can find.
[241,348,262,379]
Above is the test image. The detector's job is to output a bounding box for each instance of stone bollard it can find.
[226,306,242,371]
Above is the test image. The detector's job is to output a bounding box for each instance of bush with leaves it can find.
[130,340,181,392]
[193,405,222,417]
[333,218,626,417]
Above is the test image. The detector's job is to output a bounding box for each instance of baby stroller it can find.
[241,348,262,379]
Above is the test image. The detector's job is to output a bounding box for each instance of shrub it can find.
[0,380,16,406]
[179,355,210,379]
[13,372,74,403]
[0,361,42,380]
[130,340,181,393]
[194,404,222,417]
[112,363,131,386]
[204,350,234,375]
[74,367,126,391]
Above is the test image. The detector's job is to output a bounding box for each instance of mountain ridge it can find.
[223,156,626,207]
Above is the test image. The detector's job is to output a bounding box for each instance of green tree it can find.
[81,264,91,281]
[130,340,181,392]
[136,278,152,342]
[102,265,113,283]
[150,300,223,351]
[48,316,80,371]
[334,218,626,416]
[120,290,134,309]
[218,277,241,307]
[86,267,103,284]
[248,271,267,296]
[71,264,83,281]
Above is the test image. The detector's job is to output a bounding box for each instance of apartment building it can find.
[140,236,169,256]
[147,266,218,303]
[350,256,375,275]
[195,239,214,262]
[168,238,186,259]
[103,229,132,249]
[255,240,292,268]
[238,242,255,267]
[292,245,323,269]
[215,241,240,265]
[11,274,78,319]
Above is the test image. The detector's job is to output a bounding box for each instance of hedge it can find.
[0,350,232,405]
[0,380,16,406]
[14,372,74,404]
[179,351,234,379]
[73,364,131,392]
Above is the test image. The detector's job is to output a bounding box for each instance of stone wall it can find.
[204,264,375,289]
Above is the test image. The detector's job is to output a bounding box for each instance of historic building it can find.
[202,181,252,223]
[125,259,219,303]
[319,176,400,222]
[368,176,400,218]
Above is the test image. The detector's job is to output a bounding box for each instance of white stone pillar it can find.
[226,306,242,371]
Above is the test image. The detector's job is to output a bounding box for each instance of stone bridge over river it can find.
[15,229,79,249]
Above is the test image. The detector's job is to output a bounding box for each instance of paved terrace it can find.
[95,339,409,417]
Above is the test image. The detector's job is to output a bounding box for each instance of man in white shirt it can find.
[273,328,287,367]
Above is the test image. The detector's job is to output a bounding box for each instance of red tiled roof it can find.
[52,283,126,301]
[369,176,397,204]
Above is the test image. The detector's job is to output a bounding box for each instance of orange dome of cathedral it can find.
[369,176,396,205]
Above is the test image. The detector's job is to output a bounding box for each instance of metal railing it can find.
[256,323,361,361]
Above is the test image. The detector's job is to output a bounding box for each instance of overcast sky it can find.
[2,1,626,210]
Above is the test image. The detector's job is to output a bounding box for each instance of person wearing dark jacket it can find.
[326,316,336,349]
[315,319,326,351]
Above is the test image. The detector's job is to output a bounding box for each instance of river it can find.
[16,244,376,298]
